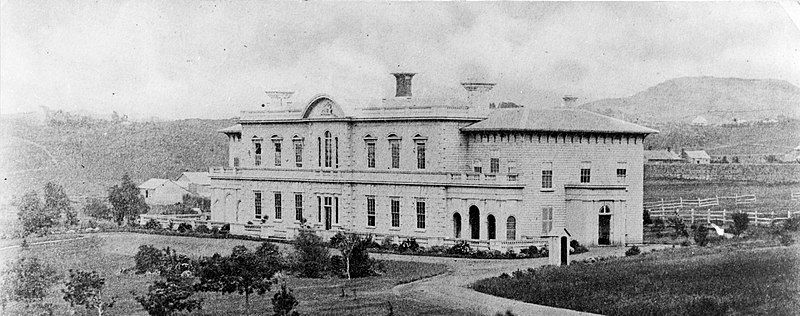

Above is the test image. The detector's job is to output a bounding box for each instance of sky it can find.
[1,1,799,120]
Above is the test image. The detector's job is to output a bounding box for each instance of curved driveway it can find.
[375,245,669,316]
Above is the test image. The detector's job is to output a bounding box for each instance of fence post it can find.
[771,211,775,225]
[754,212,758,226]
[691,208,695,224]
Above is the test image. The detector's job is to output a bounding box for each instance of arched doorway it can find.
[469,206,480,239]
[599,205,612,245]
[506,216,516,240]
[453,213,462,238]
[487,215,496,240]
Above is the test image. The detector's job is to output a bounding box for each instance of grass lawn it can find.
[1,232,455,316]
[472,241,800,315]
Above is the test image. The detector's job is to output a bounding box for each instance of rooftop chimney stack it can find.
[562,95,578,108]
[266,91,295,108]
[392,73,416,98]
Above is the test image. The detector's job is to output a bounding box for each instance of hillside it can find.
[0,118,233,200]
[643,120,800,157]
[580,77,800,125]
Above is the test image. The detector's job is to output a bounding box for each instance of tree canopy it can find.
[107,174,148,226]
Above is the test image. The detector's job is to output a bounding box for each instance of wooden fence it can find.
[645,193,800,226]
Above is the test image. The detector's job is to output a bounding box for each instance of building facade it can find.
[209,74,657,250]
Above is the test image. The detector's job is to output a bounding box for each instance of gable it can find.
[301,95,346,118]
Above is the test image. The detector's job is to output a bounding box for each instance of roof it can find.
[644,150,682,161]
[138,178,170,189]
[460,108,658,134]
[683,150,711,159]
[217,124,242,134]
[177,172,210,185]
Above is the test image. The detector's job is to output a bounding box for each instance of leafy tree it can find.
[271,283,299,316]
[84,198,112,220]
[16,190,58,235]
[44,182,77,226]
[108,174,149,226]
[292,230,329,278]
[329,232,377,279]
[693,225,709,246]
[195,244,281,314]
[62,269,115,316]
[8,256,60,306]
[135,277,202,316]
[135,245,165,274]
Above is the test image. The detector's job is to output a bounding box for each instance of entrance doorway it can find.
[560,236,568,265]
[487,215,496,240]
[598,205,611,245]
[469,206,480,239]
[453,213,462,238]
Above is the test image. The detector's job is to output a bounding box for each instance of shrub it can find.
[329,255,345,277]
[504,249,517,258]
[731,213,749,235]
[143,219,162,230]
[446,241,472,256]
[220,224,231,234]
[779,232,794,246]
[625,245,641,256]
[680,240,691,247]
[380,236,395,250]
[783,215,800,232]
[693,225,709,246]
[272,283,300,316]
[134,245,164,274]
[176,223,192,233]
[643,210,652,225]
[499,273,510,279]
[569,240,589,254]
[195,224,210,234]
[398,238,420,253]
[135,277,202,316]
[292,230,329,278]
[520,245,539,257]
[668,217,689,238]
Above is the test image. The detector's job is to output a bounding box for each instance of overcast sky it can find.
[2,1,799,119]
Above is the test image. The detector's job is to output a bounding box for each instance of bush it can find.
[732,213,749,235]
[398,238,420,253]
[520,245,539,257]
[569,240,589,254]
[143,219,162,230]
[220,224,231,234]
[779,232,794,246]
[625,245,641,256]
[668,217,689,238]
[329,255,345,277]
[446,241,472,256]
[195,224,210,234]
[693,225,709,246]
[134,245,164,274]
[177,223,192,233]
[643,210,652,225]
[380,236,395,250]
[783,215,800,232]
[292,230,329,278]
[271,284,300,316]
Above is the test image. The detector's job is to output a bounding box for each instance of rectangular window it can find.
[541,207,553,234]
[295,193,303,222]
[317,196,321,222]
[294,141,303,167]
[335,137,339,168]
[391,199,400,227]
[324,136,332,168]
[317,137,321,167]
[490,158,500,173]
[473,160,482,173]
[254,142,262,166]
[254,191,262,219]
[390,140,400,169]
[580,168,591,183]
[233,157,240,168]
[416,200,426,229]
[541,170,553,189]
[617,168,627,178]
[274,142,282,166]
[366,142,376,168]
[367,197,376,227]
[507,160,516,174]
[324,197,332,226]
[335,196,339,224]
[274,192,282,220]
[416,142,426,169]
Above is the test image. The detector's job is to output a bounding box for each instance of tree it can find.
[108,174,148,226]
[63,269,115,316]
[195,244,281,314]
[292,230,329,278]
[16,190,58,236]
[44,182,77,226]
[329,233,377,279]
[8,256,60,306]
[84,198,112,220]
[135,277,202,316]
[271,283,299,316]
[134,245,165,274]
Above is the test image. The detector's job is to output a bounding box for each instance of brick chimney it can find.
[392,73,416,97]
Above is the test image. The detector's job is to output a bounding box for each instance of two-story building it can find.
[209,73,657,250]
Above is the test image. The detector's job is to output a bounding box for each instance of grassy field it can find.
[1,233,456,316]
[644,179,800,212]
[472,240,800,315]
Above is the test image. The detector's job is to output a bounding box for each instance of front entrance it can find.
[598,205,611,245]
[469,206,480,239]
[487,215,496,240]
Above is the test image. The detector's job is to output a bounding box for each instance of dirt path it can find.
[377,245,672,316]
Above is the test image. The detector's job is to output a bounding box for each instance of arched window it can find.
[600,205,611,214]
[364,134,376,168]
[388,134,401,169]
[506,216,516,240]
[324,131,332,168]
[473,159,483,173]
[487,215,496,240]
[453,213,462,238]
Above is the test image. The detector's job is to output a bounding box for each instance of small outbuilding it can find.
[138,179,192,206]
[542,228,572,266]
[644,149,683,163]
[681,150,711,164]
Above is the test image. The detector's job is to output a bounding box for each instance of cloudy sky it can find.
[2,1,799,119]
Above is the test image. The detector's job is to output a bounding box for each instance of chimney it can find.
[561,95,578,107]
[392,73,416,97]
[461,79,496,115]
[265,91,295,108]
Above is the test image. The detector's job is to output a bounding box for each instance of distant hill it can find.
[580,77,800,125]
[0,118,233,200]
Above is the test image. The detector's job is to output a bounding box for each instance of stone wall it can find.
[645,163,800,183]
